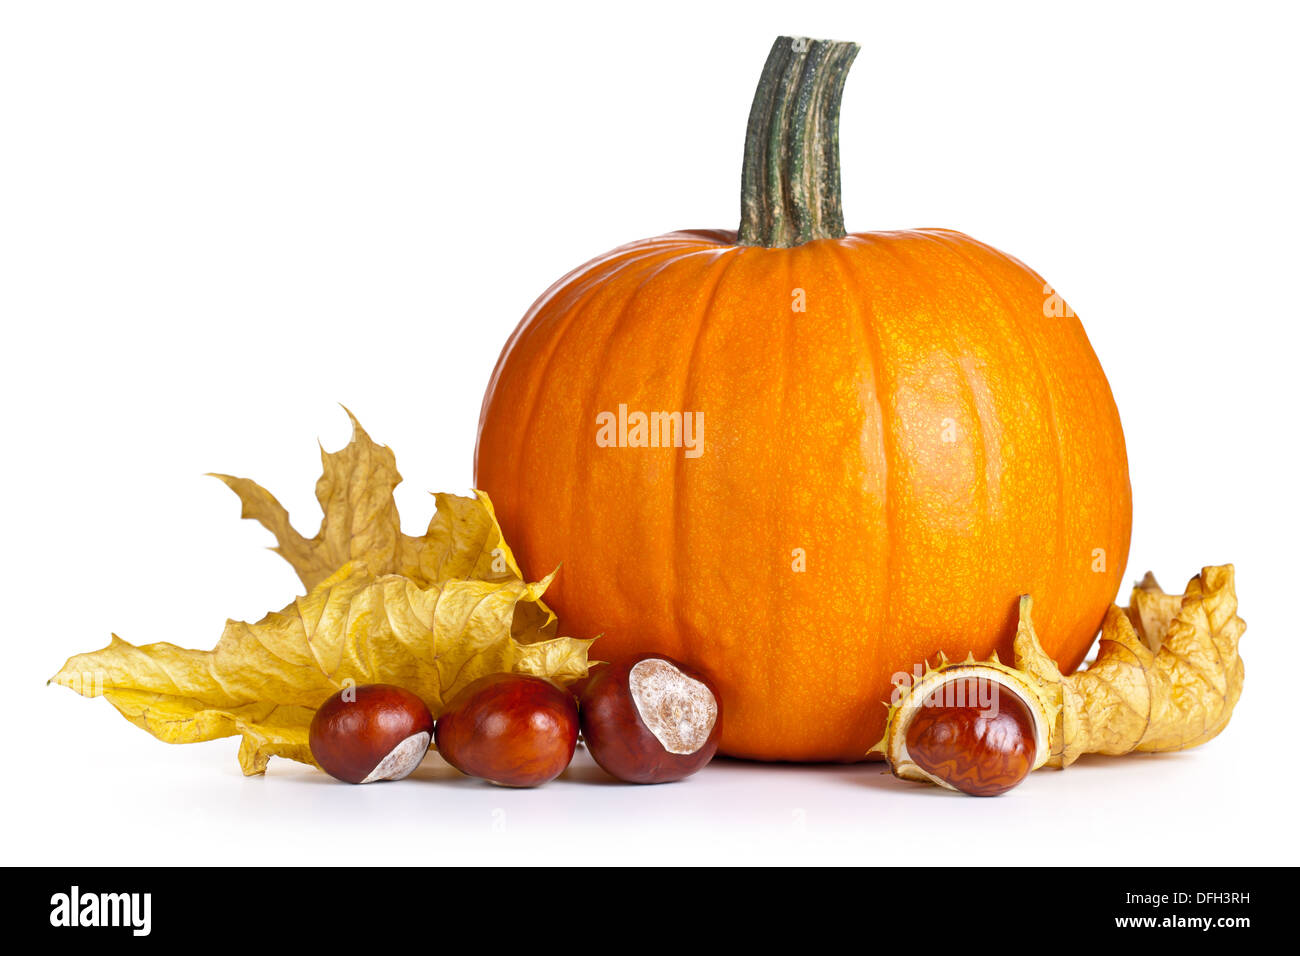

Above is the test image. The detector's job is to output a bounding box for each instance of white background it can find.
[2,1,1297,866]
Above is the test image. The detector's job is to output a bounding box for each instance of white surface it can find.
[2,1,1297,866]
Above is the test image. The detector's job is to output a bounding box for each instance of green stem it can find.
[738,36,859,248]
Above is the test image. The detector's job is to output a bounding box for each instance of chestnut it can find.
[434,674,579,787]
[578,655,721,783]
[308,684,434,784]
[876,661,1049,797]
[903,677,1037,797]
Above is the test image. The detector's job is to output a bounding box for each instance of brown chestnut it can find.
[309,683,434,784]
[434,674,579,787]
[578,655,721,783]
[903,677,1037,797]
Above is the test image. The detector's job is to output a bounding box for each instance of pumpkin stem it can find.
[739,37,859,248]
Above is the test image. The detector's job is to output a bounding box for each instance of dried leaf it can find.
[1015,564,1245,767]
[1126,571,1186,654]
[52,414,592,774]
[214,412,556,642]
[874,565,1246,790]
[211,409,529,591]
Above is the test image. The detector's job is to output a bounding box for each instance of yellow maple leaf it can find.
[51,414,591,774]
[211,409,530,591]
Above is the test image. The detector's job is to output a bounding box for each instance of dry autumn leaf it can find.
[212,410,538,595]
[1015,564,1245,767]
[50,414,593,775]
[875,565,1246,788]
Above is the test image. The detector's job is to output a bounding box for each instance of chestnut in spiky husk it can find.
[901,676,1038,796]
[874,655,1049,797]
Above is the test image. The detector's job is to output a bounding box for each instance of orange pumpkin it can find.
[475,37,1131,761]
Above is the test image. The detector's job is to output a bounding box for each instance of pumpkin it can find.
[474,37,1132,761]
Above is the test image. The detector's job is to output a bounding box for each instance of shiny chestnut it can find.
[903,677,1037,797]
[309,684,434,784]
[578,655,721,783]
[434,674,579,787]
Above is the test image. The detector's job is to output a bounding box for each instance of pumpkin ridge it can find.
[922,231,1070,616]
[478,239,692,462]
[515,242,694,453]
[769,245,798,718]
[673,245,752,671]
[924,243,1021,599]
[954,345,997,603]
[496,245,677,562]
[607,246,732,667]
[824,237,895,678]
[498,239,689,361]
[562,245,712,574]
